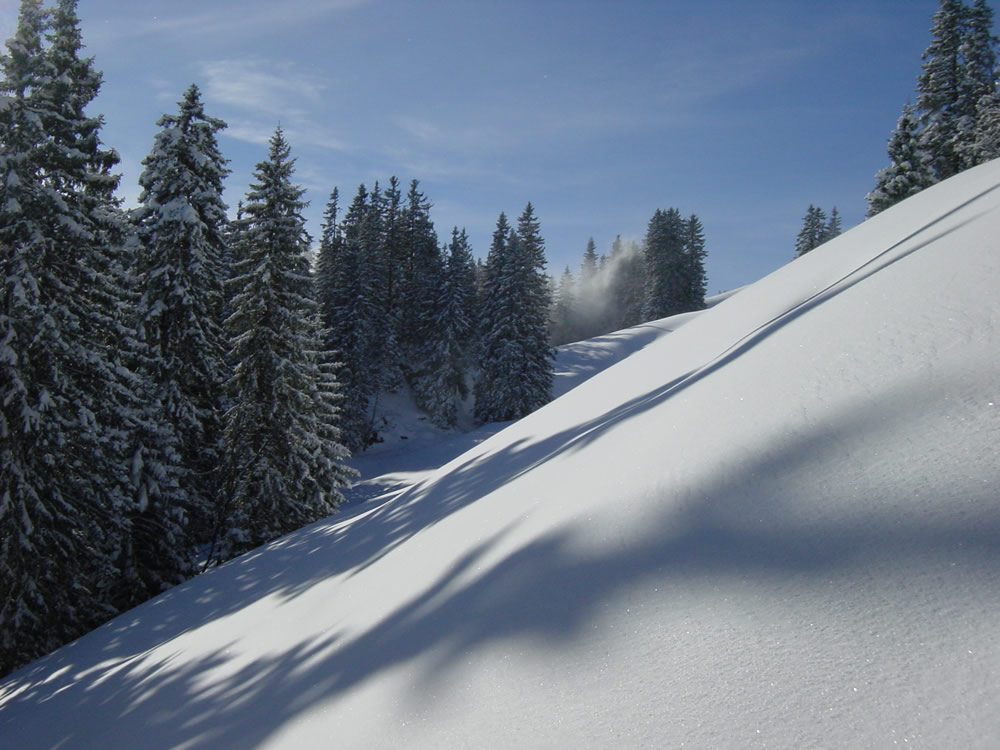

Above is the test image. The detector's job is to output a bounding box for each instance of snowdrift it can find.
[3,161,1000,748]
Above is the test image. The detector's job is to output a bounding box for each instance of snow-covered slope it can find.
[3,162,1000,749]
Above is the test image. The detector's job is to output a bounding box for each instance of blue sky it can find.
[0,0,977,292]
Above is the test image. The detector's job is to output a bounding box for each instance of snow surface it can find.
[3,162,1000,748]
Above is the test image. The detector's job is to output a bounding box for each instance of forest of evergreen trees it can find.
[0,0,559,676]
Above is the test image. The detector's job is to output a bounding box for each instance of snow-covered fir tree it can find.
[973,88,1000,160]
[219,128,353,559]
[129,84,231,583]
[0,0,140,674]
[917,0,970,179]
[868,104,938,215]
[474,206,554,423]
[955,0,999,166]
[881,0,1000,193]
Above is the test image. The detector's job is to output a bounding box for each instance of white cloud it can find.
[200,58,349,152]
[90,0,369,43]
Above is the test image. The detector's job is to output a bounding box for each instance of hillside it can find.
[2,161,999,748]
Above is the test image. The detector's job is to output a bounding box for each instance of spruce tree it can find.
[822,207,843,242]
[574,237,603,340]
[474,207,553,423]
[607,235,645,329]
[957,0,999,166]
[513,203,554,411]
[681,214,708,310]
[973,88,1000,160]
[415,228,477,427]
[130,84,231,581]
[398,179,442,356]
[868,103,937,215]
[794,205,828,257]
[320,184,398,450]
[643,207,688,318]
[219,128,353,558]
[0,0,137,674]
[917,0,968,179]
[551,266,578,346]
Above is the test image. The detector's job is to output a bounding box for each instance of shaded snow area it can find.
[4,162,1000,748]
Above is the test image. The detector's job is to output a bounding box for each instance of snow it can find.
[3,160,1000,748]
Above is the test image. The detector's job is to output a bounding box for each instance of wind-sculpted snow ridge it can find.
[3,161,1000,748]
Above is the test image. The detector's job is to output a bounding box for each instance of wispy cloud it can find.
[200,58,349,152]
[90,0,368,43]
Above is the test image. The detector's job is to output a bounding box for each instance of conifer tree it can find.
[513,203,554,410]
[794,205,829,257]
[580,237,599,288]
[414,228,477,427]
[130,84,231,578]
[607,235,645,329]
[399,179,442,356]
[380,176,405,329]
[917,0,969,179]
[219,128,353,558]
[573,237,604,340]
[643,207,689,318]
[822,207,843,242]
[319,184,399,450]
[957,0,999,165]
[681,214,708,310]
[474,206,553,423]
[551,266,578,346]
[973,88,1000,160]
[868,104,937,215]
[0,0,137,673]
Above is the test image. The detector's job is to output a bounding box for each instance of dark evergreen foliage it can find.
[795,205,827,257]
[0,0,136,675]
[219,128,353,558]
[551,266,578,346]
[873,0,998,209]
[129,84,231,588]
[474,207,554,423]
[414,228,478,427]
[681,214,708,310]
[607,235,646,330]
[317,184,400,450]
[643,208,686,318]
